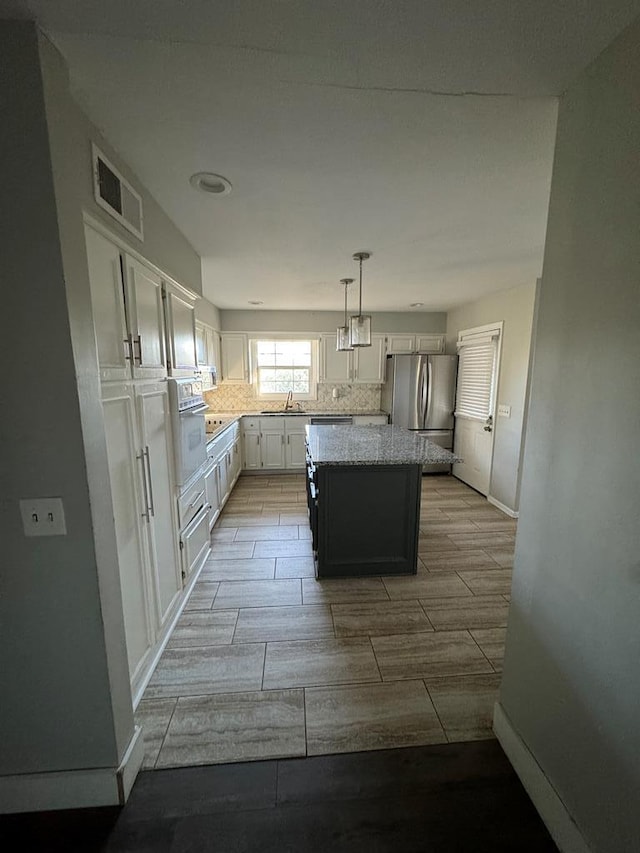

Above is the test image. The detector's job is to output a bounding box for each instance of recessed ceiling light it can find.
[189,172,232,196]
[410,302,424,308]
[248,300,264,305]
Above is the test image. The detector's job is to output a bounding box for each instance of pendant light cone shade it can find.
[337,278,354,351]
[349,251,372,347]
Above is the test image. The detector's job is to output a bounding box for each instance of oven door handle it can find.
[182,502,211,537]
[179,404,209,416]
[187,490,206,510]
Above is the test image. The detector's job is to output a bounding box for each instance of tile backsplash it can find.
[204,383,382,413]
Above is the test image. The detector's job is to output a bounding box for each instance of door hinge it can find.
[179,540,184,550]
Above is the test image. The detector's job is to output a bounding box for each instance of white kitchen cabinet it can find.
[261,426,286,469]
[320,334,351,383]
[101,383,155,691]
[352,334,386,383]
[196,322,207,365]
[196,322,221,371]
[385,333,445,354]
[221,333,249,383]
[416,334,445,353]
[85,224,130,382]
[135,382,182,624]
[320,333,385,383]
[163,282,198,376]
[124,254,166,378]
[204,457,221,531]
[285,418,309,469]
[242,429,261,470]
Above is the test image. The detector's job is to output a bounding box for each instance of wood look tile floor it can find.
[138,474,515,769]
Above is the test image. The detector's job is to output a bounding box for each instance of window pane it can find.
[256,340,311,367]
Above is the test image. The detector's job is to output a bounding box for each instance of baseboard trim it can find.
[0,725,144,814]
[493,702,590,853]
[487,495,519,518]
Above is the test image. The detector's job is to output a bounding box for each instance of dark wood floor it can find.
[2,741,557,852]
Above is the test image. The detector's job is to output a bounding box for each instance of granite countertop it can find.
[209,411,388,418]
[305,424,461,466]
[205,416,241,443]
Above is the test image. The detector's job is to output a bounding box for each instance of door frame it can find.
[452,321,503,495]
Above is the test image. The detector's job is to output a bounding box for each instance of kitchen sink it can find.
[260,410,305,414]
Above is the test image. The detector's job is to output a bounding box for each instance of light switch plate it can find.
[20,498,67,537]
[497,404,511,418]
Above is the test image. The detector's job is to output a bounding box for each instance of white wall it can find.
[446,282,537,513]
[195,297,221,329]
[220,309,446,333]
[498,16,640,852]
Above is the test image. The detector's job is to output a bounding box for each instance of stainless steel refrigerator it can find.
[380,354,458,473]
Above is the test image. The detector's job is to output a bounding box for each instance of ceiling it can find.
[3,1,640,311]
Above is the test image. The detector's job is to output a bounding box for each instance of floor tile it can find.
[135,698,177,769]
[305,680,446,756]
[155,690,306,768]
[278,513,309,525]
[421,550,498,572]
[457,568,513,595]
[166,610,238,648]
[420,595,510,631]
[420,520,479,534]
[298,525,313,540]
[418,534,461,553]
[144,644,265,698]
[331,600,433,637]
[383,573,472,600]
[485,548,515,567]
[206,542,256,560]
[302,577,389,605]
[470,628,507,671]
[449,531,516,549]
[219,514,281,528]
[183,581,220,611]
[425,673,502,742]
[234,525,299,541]
[213,579,302,609]
[263,638,381,689]
[210,527,238,542]
[371,631,494,680]
[200,558,276,581]
[253,539,313,557]
[275,556,316,578]
[233,605,334,643]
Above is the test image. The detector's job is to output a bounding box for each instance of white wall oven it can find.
[168,377,208,486]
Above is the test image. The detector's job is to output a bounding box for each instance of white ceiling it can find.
[4,1,640,311]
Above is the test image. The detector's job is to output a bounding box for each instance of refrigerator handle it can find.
[419,359,428,428]
[425,359,434,427]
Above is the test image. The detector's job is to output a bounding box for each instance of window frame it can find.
[249,335,319,401]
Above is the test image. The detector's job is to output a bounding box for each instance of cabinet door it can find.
[165,285,197,374]
[285,432,307,469]
[416,334,445,353]
[136,383,182,626]
[242,431,261,469]
[205,461,221,530]
[261,429,286,469]
[320,334,351,383]
[218,452,230,504]
[209,329,221,373]
[232,438,242,481]
[221,334,248,383]
[353,334,386,383]
[195,322,208,365]
[85,225,130,381]
[386,334,415,354]
[124,255,166,378]
[101,384,154,687]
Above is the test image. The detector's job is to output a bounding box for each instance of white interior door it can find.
[453,325,501,495]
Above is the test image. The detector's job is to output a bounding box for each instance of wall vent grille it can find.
[92,144,143,241]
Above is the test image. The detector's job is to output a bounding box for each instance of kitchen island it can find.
[305,424,459,578]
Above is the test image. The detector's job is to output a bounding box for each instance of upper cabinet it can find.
[220,333,249,383]
[163,282,197,375]
[85,222,200,382]
[319,333,386,383]
[196,321,221,372]
[386,334,444,354]
[86,223,166,380]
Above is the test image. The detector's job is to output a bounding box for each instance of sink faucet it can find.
[284,390,294,411]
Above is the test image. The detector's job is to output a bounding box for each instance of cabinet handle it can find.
[257,434,260,445]
[143,445,155,517]
[124,334,134,361]
[137,450,151,521]
[281,434,284,445]
[134,336,142,365]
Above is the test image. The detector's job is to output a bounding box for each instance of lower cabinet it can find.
[102,381,182,700]
[241,416,309,470]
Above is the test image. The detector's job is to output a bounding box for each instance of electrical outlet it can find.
[19,498,67,537]
[497,404,511,418]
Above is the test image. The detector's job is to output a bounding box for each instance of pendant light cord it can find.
[358,256,363,317]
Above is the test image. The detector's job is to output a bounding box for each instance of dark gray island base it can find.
[305,425,459,578]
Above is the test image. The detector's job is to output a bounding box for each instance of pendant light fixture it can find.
[349,251,372,347]
[336,278,355,351]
